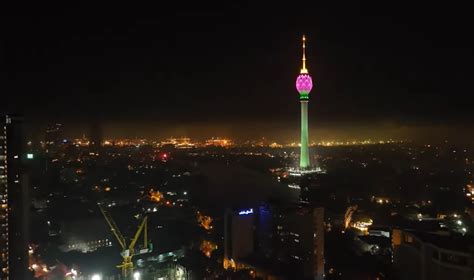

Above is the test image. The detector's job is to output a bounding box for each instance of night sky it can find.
[1,3,473,141]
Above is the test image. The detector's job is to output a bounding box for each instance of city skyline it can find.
[20,120,474,145]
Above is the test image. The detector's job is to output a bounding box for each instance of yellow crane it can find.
[98,203,148,278]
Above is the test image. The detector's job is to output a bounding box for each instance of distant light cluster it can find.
[317,139,401,147]
[43,135,405,150]
[204,138,233,147]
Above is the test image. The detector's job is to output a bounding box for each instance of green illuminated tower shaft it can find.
[300,100,310,169]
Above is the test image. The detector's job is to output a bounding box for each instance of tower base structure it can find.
[287,166,325,177]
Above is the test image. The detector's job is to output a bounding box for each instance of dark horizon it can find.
[2,3,473,142]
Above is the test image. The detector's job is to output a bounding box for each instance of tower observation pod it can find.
[295,35,313,170]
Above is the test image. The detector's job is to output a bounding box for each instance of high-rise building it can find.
[312,207,325,280]
[89,117,103,154]
[295,35,313,170]
[224,208,255,261]
[45,123,63,146]
[273,206,324,280]
[1,115,31,280]
[392,229,474,280]
[45,123,63,154]
[224,205,325,280]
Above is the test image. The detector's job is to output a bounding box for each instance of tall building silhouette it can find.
[89,117,103,154]
[1,115,31,280]
[45,123,63,155]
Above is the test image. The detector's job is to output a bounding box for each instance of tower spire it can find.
[300,35,308,74]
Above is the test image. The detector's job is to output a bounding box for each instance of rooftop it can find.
[406,230,474,254]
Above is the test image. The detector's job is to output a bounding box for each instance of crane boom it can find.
[98,203,149,278]
[129,216,148,253]
[98,204,126,250]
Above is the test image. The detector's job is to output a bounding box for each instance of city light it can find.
[27,153,34,159]
[66,268,78,278]
[223,258,237,271]
[238,209,253,215]
[200,240,218,258]
[133,271,141,280]
[204,137,233,147]
[149,189,164,203]
[197,211,213,230]
[351,219,373,233]
[91,274,101,280]
[288,183,301,190]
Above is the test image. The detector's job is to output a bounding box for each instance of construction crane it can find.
[98,203,149,278]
